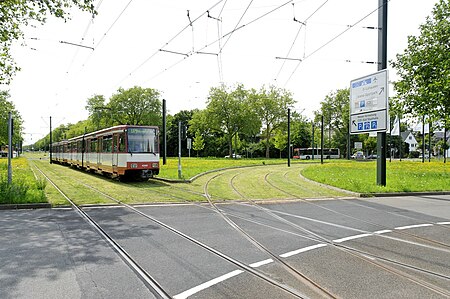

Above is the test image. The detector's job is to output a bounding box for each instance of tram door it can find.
[97,138,102,166]
[112,134,119,173]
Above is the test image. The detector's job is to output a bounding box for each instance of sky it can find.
[3,0,439,145]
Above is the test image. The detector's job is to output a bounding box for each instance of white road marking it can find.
[173,270,244,299]
[249,259,273,268]
[174,222,438,298]
[333,233,372,243]
[373,229,392,234]
[394,223,433,230]
[280,244,327,258]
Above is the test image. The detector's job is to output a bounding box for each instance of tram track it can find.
[32,160,450,298]
[220,170,450,296]
[31,162,313,299]
[264,171,450,250]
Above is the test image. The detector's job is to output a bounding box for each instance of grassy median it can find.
[302,159,449,193]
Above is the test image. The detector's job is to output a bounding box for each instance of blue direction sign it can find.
[350,69,388,134]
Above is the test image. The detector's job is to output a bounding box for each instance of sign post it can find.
[350,69,389,185]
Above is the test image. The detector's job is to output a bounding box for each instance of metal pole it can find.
[162,99,167,165]
[178,121,182,179]
[428,119,431,162]
[312,122,315,160]
[422,115,425,163]
[321,115,324,164]
[287,108,291,167]
[7,112,13,185]
[49,116,53,164]
[376,0,387,186]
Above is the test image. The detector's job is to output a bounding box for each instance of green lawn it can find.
[157,157,308,180]
[301,159,449,193]
[0,156,47,204]
[2,154,449,206]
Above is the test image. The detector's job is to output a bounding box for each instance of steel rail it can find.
[33,163,172,299]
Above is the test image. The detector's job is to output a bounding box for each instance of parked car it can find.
[367,154,377,159]
[224,154,241,159]
[351,151,365,160]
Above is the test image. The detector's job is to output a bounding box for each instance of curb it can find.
[0,203,52,210]
[361,191,450,198]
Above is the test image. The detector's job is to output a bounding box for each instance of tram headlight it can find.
[131,163,138,168]
[152,163,158,168]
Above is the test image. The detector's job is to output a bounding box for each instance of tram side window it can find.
[91,139,97,153]
[102,136,112,153]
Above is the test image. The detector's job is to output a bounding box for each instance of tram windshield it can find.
[127,127,158,154]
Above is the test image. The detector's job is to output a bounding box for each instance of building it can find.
[401,131,418,153]
[433,131,450,158]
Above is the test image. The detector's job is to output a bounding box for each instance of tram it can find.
[51,125,159,180]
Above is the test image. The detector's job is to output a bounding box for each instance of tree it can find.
[204,84,260,156]
[192,130,205,157]
[273,128,288,158]
[314,88,351,157]
[85,94,109,130]
[167,110,196,157]
[0,90,23,146]
[1,0,96,84]
[391,0,450,139]
[250,85,295,158]
[108,86,161,126]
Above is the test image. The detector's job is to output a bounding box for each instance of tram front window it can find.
[127,128,158,153]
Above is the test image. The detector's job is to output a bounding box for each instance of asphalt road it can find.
[1,195,449,298]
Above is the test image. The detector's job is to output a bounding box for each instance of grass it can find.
[2,153,448,206]
[157,157,307,180]
[0,156,47,204]
[301,159,449,193]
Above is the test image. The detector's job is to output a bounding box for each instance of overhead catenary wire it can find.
[116,0,225,87]
[275,0,329,82]
[283,1,388,86]
[219,0,254,52]
[143,0,295,84]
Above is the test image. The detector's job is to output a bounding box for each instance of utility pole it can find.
[312,121,315,160]
[321,115,324,164]
[7,112,13,185]
[376,0,388,186]
[178,121,182,179]
[162,99,167,165]
[49,116,53,164]
[287,108,291,167]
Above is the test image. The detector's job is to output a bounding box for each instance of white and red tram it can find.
[51,125,159,180]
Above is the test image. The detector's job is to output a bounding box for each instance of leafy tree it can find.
[0,90,23,147]
[291,111,312,149]
[273,128,288,158]
[391,0,450,139]
[204,84,260,156]
[1,0,96,84]
[250,85,295,158]
[166,110,196,157]
[313,88,351,157]
[85,95,109,130]
[108,86,161,126]
[192,130,205,157]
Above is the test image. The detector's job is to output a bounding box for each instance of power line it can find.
[79,0,134,69]
[144,0,295,84]
[275,0,329,82]
[116,0,225,87]
[283,1,387,87]
[220,0,254,51]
